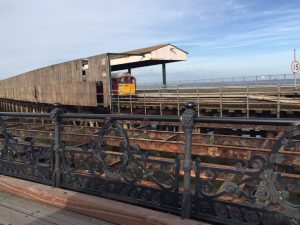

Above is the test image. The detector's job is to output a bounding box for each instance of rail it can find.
[110,84,300,118]
[0,102,299,224]
[137,73,299,89]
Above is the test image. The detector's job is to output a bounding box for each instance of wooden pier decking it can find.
[0,175,208,225]
[0,191,114,225]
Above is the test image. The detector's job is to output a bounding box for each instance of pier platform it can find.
[0,175,209,225]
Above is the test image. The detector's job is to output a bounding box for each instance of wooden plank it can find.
[0,191,113,225]
[0,175,209,225]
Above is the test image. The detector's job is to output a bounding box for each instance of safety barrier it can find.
[0,102,299,225]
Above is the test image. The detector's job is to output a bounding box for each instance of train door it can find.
[112,78,119,95]
[118,76,125,95]
[128,76,136,94]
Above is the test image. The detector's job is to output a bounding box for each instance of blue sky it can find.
[0,0,300,83]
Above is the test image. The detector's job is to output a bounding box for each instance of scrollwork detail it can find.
[62,119,179,191]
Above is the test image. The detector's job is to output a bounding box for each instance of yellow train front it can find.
[111,72,136,95]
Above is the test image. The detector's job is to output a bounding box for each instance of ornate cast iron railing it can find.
[0,104,299,225]
[60,119,180,211]
[0,115,54,184]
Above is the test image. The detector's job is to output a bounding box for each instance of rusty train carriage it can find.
[0,44,187,111]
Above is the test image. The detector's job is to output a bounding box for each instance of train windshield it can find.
[118,76,135,84]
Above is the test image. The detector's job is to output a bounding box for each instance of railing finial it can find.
[185,101,196,110]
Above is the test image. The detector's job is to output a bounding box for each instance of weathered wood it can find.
[0,191,113,225]
[87,54,110,107]
[0,59,99,106]
[0,175,208,225]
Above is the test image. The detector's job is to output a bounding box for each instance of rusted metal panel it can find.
[6,128,300,167]
[6,122,278,148]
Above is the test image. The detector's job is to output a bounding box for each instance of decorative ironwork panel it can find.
[60,119,180,212]
[1,109,300,225]
[0,117,54,184]
[192,125,300,225]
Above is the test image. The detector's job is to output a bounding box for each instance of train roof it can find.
[111,72,135,78]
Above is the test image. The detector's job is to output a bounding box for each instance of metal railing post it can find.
[246,86,249,118]
[197,87,200,116]
[177,88,180,116]
[181,101,196,219]
[117,94,120,113]
[143,89,147,115]
[277,85,281,118]
[219,87,223,117]
[51,103,63,187]
[159,88,162,116]
[130,93,133,115]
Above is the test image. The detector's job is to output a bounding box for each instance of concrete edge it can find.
[0,175,209,225]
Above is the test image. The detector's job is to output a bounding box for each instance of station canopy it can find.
[110,43,188,71]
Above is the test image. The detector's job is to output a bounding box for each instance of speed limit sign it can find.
[291,60,300,73]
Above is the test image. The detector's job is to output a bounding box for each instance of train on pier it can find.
[0,44,187,113]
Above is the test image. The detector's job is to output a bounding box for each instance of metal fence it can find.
[137,73,299,89]
[0,103,300,225]
[110,85,300,118]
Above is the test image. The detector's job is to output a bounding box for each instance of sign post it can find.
[291,49,300,87]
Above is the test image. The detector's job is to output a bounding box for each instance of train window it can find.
[128,77,134,83]
[132,78,136,83]
[119,78,124,83]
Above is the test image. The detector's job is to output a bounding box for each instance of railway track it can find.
[3,119,300,170]
[1,118,300,199]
